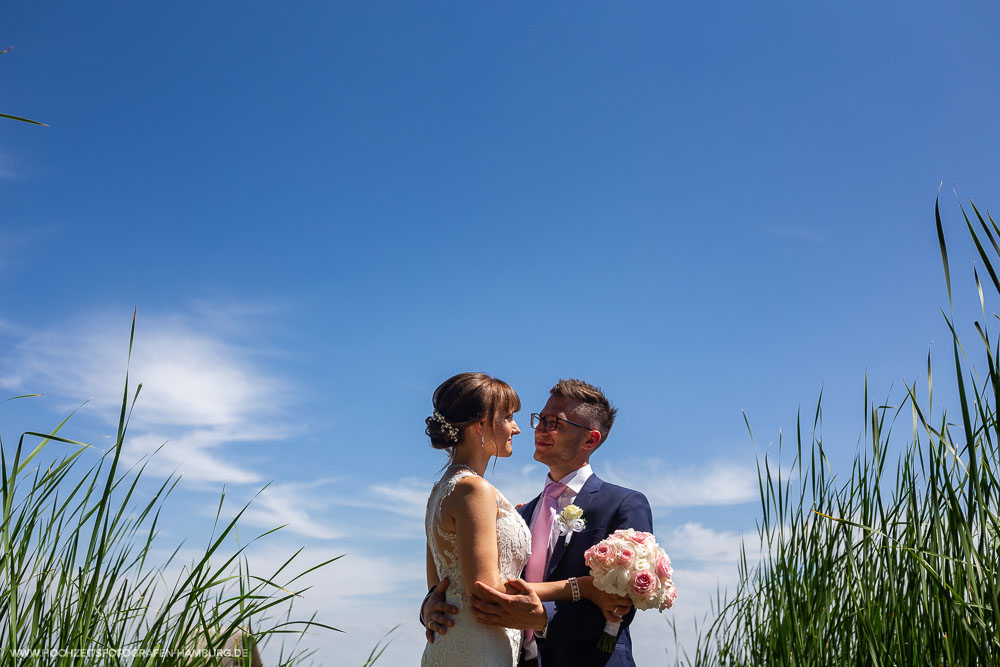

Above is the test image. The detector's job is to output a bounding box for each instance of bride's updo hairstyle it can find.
[425,372,521,453]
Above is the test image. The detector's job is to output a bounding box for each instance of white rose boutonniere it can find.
[554,504,587,545]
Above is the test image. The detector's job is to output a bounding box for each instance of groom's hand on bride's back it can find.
[421,578,458,643]
[469,578,547,632]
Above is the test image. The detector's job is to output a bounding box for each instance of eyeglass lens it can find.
[531,413,557,430]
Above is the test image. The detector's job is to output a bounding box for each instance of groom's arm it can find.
[469,579,548,631]
[612,489,653,535]
[606,489,654,631]
[422,543,457,643]
[420,578,458,642]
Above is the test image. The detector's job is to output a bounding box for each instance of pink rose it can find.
[628,532,648,545]
[586,542,616,569]
[655,553,673,580]
[630,570,659,596]
[664,583,677,608]
[615,547,635,567]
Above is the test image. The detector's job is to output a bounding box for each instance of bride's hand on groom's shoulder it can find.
[578,576,633,623]
[470,579,547,632]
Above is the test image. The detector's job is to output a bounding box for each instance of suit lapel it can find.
[546,474,603,578]
[518,495,539,525]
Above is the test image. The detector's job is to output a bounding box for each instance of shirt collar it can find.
[546,463,593,496]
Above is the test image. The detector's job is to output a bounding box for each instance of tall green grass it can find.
[0,317,343,666]
[679,197,1000,665]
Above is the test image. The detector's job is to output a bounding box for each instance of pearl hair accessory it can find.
[430,410,460,443]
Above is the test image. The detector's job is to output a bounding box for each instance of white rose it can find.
[634,593,659,611]
[605,567,630,595]
[592,570,613,593]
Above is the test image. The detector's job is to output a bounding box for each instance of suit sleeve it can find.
[609,490,654,631]
[609,490,653,535]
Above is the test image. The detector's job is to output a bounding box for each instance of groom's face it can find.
[533,395,592,476]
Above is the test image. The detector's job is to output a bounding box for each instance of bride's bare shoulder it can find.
[450,473,494,497]
[438,473,496,514]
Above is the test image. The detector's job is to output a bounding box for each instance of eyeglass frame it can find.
[530,412,596,434]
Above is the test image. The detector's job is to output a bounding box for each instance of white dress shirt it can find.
[527,463,594,562]
[522,464,593,655]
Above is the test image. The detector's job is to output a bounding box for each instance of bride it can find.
[420,372,629,667]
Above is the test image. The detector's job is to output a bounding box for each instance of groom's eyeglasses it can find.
[530,413,593,433]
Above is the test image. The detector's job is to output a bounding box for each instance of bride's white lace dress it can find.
[421,465,532,667]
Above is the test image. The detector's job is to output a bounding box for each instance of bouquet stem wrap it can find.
[597,620,621,653]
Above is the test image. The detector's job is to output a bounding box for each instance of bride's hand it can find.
[577,576,633,623]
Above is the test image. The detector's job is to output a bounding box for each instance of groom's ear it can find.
[583,429,601,449]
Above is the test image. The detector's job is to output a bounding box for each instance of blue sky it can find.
[2,1,999,663]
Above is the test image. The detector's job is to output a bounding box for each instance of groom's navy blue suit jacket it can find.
[517,473,653,667]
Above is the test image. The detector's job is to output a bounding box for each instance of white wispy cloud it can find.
[601,458,760,507]
[370,477,433,519]
[667,522,748,563]
[360,459,761,543]
[491,463,551,506]
[0,308,295,485]
[238,479,342,540]
[235,541,430,665]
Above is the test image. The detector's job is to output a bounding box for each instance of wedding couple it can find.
[420,373,653,666]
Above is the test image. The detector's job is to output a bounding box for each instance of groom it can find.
[422,379,653,666]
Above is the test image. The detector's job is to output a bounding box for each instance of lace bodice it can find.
[421,465,532,666]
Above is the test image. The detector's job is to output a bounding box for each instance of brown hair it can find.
[549,378,617,445]
[425,372,521,452]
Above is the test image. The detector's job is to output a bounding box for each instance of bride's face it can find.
[488,413,520,458]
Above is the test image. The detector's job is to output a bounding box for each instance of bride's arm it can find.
[446,476,503,596]
[527,577,633,622]
[469,577,630,629]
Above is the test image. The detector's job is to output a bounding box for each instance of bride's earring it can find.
[480,431,485,449]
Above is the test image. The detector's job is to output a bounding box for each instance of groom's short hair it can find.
[550,379,617,445]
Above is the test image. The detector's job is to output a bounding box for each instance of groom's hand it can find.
[578,577,634,624]
[470,579,547,632]
[422,578,458,643]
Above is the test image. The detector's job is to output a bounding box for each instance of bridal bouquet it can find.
[584,528,676,653]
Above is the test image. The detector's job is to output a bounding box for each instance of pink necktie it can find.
[524,481,567,583]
